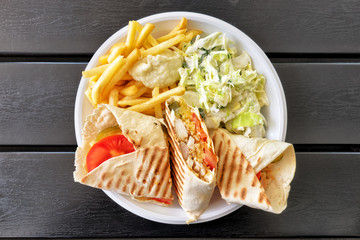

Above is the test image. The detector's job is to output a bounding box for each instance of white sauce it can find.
[129,49,184,88]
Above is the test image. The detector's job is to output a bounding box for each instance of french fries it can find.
[135,23,155,49]
[119,85,138,96]
[108,42,126,63]
[101,48,140,100]
[141,34,185,57]
[157,29,186,43]
[127,86,185,113]
[83,17,201,116]
[82,64,109,78]
[124,21,137,56]
[109,89,119,106]
[91,55,126,104]
[118,98,150,107]
[152,87,163,118]
[170,17,188,34]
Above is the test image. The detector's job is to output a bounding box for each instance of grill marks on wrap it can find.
[135,147,170,198]
[168,134,185,203]
[223,148,231,197]
[154,149,169,197]
[251,175,257,187]
[241,187,247,200]
[212,129,275,210]
[86,147,172,200]
[165,108,187,204]
[215,131,249,199]
[216,138,225,191]
[147,148,163,194]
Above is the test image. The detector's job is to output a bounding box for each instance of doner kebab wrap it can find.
[165,96,218,223]
[211,128,296,213]
[74,104,173,206]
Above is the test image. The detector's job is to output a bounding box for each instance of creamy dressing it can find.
[129,49,184,88]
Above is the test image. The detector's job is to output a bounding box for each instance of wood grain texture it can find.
[277,63,360,144]
[0,152,359,237]
[0,62,359,145]
[0,62,82,145]
[0,0,359,54]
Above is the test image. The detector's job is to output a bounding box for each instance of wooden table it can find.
[1,0,359,238]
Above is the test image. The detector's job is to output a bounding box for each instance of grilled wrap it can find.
[165,96,218,223]
[74,104,173,206]
[211,128,296,213]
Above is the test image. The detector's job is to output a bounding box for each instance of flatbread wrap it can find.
[74,104,173,206]
[211,128,296,213]
[165,96,218,223]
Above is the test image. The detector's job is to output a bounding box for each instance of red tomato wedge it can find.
[151,198,172,205]
[191,113,207,141]
[256,172,261,180]
[86,135,135,172]
[204,145,217,170]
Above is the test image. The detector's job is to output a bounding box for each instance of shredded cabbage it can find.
[179,32,269,137]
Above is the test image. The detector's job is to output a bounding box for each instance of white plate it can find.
[74,11,287,224]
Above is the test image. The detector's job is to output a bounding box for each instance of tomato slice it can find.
[256,171,261,180]
[204,145,217,170]
[191,113,207,141]
[86,135,135,172]
[151,198,172,205]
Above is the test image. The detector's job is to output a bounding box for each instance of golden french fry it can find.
[121,72,133,80]
[99,55,110,65]
[170,17,188,34]
[184,29,203,42]
[89,75,100,86]
[135,23,155,49]
[114,86,125,93]
[142,34,185,57]
[115,80,127,87]
[161,86,170,92]
[157,29,186,43]
[170,45,186,56]
[122,86,150,100]
[123,80,143,88]
[91,55,126,104]
[133,21,158,47]
[118,98,150,107]
[142,107,155,116]
[102,48,141,100]
[147,34,159,47]
[169,83,178,89]
[109,88,119,106]
[133,21,143,32]
[127,86,185,113]
[110,42,125,53]
[124,21,137,56]
[152,86,163,118]
[143,41,152,49]
[119,85,138,96]
[124,80,136,87]
[82,64,109,78]
[107,43,126,63]
[134,80,145,88]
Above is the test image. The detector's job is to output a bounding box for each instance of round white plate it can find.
[74,11,287,224]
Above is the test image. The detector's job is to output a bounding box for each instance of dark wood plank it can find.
[0,152,359,237]
[0,0,359,54]
[1,62,359,145]
[0,62,82,145]
[277,63,360,144]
